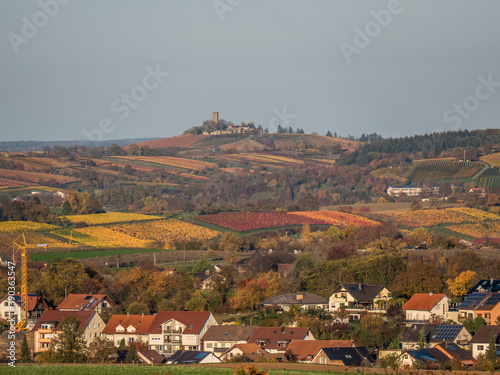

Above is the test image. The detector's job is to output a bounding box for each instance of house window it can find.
[4,302,8,306]
[478,345,484,350]
[478,313,482,318]
[206,343,213,348]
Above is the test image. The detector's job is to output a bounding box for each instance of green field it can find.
[4,364,353,375]
[30,248,167,263]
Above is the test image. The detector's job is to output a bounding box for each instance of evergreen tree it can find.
[417,327,426,349]
[326,130,333,137]
[51,314,86,363]
[20,335,30,363]
[61,201,72,215]
[486,333,498,368]
[125,342,139,363]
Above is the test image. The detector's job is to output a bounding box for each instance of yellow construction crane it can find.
[12,232,73,330]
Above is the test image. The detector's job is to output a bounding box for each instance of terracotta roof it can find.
[286,339,354,361]
[56,294,115,311]
[402,293,447,311]
[337,284,387,302]
[102,314,156,335]
[32,310,95,332]
[0,294,49,312]
[201,325,256,342]
[149,311,212,335]
[247,327,314,350]
[261,292,327,306]
[470,325,500,344]
[224,343,286,362]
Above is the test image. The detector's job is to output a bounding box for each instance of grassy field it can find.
[5,364,356,375]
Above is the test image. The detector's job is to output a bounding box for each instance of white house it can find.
[402,293,450,325]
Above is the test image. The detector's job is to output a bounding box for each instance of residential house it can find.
[247,326,315,353]
[387,185,438,197]
[399,344,475,368]
[261,292,328,312]
[470,325,500,358]
[32,310,104,352]
[456,293,489,322]
[147,311,218,356]
[221,343,287,362]
[433,343,475,367]
[285,339,354,363]
[137,350,165,364]
[165,350,221,364]
[474,293,500,324]
[401,324,471,350]
[312,347,374,366]
[201,325,256,354]
[0,293,50,329]
[102,314,156,347]
[402,293,450,325]
[328,284,391,320]
[468,279,500,294]
[56,294,116,314]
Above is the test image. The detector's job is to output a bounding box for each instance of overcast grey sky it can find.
[1,0,500,142]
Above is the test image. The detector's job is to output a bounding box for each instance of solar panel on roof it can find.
[486,294,500,304]
[432,325,462,341]
[457,293,487,309]
[195,353,207,359]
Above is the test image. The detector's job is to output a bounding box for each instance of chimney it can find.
[359,284,362,290]
[429,292,433,296]
[127,313,130,317]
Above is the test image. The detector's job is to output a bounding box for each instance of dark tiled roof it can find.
[339,284,386,302]
[32,310,95,331]
[166,350,219,364]
[468,280,500,294]
[402,324,437,343]
[138,350,165,364]
[201,325,256,342]
[321,347,374,366]
[286,339,354,361]
[475,293,500,311]
[434,343,475,362]
[261,292,327,306]
[470,325,500,344]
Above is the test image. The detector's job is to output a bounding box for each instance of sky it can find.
[1,0,500,142]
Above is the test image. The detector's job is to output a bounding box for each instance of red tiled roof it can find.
[32,310,95,331]
[247,327,314,350]
[402,293,447,311]
[0,294,49,312]
[286,339,354,361]
[56,294,115,311]
[149,311,211,334]
[102,314,156,335]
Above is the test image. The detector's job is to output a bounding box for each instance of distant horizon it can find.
[2,2,499,143]
[0,126,497,146]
